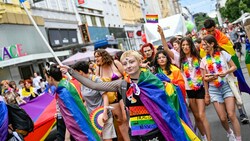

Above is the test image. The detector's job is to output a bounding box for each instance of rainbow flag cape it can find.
[138,69,199,141]
[146,14,158,23]
[21,93,56,141]
[155,71,193,130]
[245,39,250,76]
[201,29,250,94]
[0,96,8,141]
[57,79,100,141]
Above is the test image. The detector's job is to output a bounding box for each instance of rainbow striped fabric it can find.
[138,69,199,141]
[57,79,100,141]
[146,14,158,23]
[21,93,56,141]
[0,96,8,141]
[245,39,250,76]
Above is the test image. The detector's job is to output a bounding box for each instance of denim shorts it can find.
[208,82,234,103]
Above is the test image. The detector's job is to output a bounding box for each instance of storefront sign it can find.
[0,44,27,61]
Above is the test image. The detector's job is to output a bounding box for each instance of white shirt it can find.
[200,51,231,87]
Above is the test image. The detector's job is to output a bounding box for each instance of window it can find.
[91,16,97,26]
[34,0,47,8]
[81,15,87,23]
[100,18,105,27]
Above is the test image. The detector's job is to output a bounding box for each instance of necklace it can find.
[183,57,203,90]
[206,51,224,87]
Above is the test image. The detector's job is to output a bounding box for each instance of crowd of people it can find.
[1,18,249,141]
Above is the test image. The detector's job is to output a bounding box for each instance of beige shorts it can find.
[102,116,117,139]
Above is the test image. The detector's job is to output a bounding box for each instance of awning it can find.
[0,51,70,68]
[62,48,122,65]
[94,39,118,49]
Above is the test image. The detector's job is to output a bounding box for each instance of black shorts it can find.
[186,87,205,99]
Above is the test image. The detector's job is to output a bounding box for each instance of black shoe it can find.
[240,114,249,124]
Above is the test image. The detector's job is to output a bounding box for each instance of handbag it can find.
[221,52,243,106]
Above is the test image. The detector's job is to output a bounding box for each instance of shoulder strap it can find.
[121,80,127,106]
[113,61,123,76]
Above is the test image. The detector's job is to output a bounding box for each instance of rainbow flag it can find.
[138,69,199,141]
[21,93,56,141]
[155,71,193,130]
[201,29,250,94]
[57,79,100,141]
[245,39,250,76]
[146,14,158,23]
[0,96,8,141]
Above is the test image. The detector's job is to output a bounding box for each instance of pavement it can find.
[190,44,250,141]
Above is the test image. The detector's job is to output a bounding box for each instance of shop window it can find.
[48,29,78,47]
[19,65,34,80]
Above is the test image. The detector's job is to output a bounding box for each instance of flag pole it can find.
[20,1,71,79]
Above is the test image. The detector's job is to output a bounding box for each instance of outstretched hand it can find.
[157,25,163,35]
[60,65,70,74]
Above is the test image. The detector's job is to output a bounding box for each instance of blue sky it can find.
[179,0,217,14]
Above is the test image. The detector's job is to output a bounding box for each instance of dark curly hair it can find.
[179,37,201,70]
[154,50,172,75]
[94,49,113,66]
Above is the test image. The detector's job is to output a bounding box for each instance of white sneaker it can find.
[201,135,208,141]
[227,129,236,141]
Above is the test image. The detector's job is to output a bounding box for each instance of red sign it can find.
[78,0,85,4]
[136,30,142,36]
[127,31,134,38]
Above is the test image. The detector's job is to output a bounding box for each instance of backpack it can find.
[7,104,34,136]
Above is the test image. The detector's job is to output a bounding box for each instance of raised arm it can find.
[157,25,175,59]
[67,68,122,92]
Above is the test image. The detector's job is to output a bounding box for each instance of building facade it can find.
[77,0,126,49]
[0,0,69,82]
[30,0,81,47]
[117,0,144,50]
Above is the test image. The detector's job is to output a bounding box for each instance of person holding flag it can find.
[203,19,250,124]
[44,62,101,141]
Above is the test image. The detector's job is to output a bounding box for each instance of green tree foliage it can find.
[219,0,250,22]
[194,13,218,31]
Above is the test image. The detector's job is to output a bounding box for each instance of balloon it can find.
[141,33,147,43]
[186,21,195,32]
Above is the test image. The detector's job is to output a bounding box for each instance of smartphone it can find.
[205,74,215,77]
